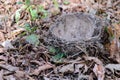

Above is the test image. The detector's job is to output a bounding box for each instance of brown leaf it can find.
[0,32,5,42]
[59,64,74,73]
[30,60,42,66]
[0,64,18,72]
[109,23,120,60]
[109,39,117,58]
[0,55,8,61]
[32,63,54,75]
[15,70,34,80]
[93,64,105,80]
[69,0,81,4]
[113,23,120,40]
[0,70,3,80]
[0,48,4,53]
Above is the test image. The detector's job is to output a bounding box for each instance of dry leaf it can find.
[0,32,5,42]
[113,23,120,40]
[106,0,112,8]
[10,28,25,39]
[59,64,74,73]
[0,64,18,72]
[0,70,3,80]
[105,64,120,72]
[1,40,15,50]
[0,48,4,53]
[30,60,42,66]
[69,0,81,4]
[32,63,54,75]
[0,55,8,61]
[4,75,16,80]
[93,64,105,80]
[85,56,103,65]
[109,39,117,58]
[108,23,120,59]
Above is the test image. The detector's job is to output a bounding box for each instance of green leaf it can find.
[25,0,30,6]
[29,7,38,20]
[38,6,48,18]
[17,1,23,4]
[24,23,31,32]
[31,27,37,33]
[63,0,70,5]
[15,10,20,22]
[52,0,59,9]
[52,53,65,61]
[26,34,39,46]
[49,46,56,53]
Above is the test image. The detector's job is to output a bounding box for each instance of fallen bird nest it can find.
[44,12,120,80]
[46,12,108,57]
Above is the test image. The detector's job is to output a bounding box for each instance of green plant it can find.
[38,5,48,18]
[15,10,21,22]
[52,0,59,9]
[29,6,38,20]
[52,52,66,62]
[49,46,66,62]
[22,23,39,46]
[63,0,70,5]
[49,46,56,54]
[26,34,39,46]
[15,0,48,21]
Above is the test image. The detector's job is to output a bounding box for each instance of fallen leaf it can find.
[30,60,42,66]
[0,48,4,53]
[1,40,15,50]
[105,64,120,72]
[84,56,103,65]
[10,28,25,39]
[0,70,3,80]
[32,63,54,75]
[93,64,105,80]
[59,64,74,73]
[4,75,15,80]
[0,32,5,42]
[15,70,34,80]
[106,0,112,8]
[0,55,8,61]
[0,64,18,72]
[14,70,26,78]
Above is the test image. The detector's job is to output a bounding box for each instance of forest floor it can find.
[0,0,120,80]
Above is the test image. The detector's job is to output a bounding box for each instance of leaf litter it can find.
[0,0,120,80]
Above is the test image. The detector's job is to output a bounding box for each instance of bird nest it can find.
[46,12,107,55]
